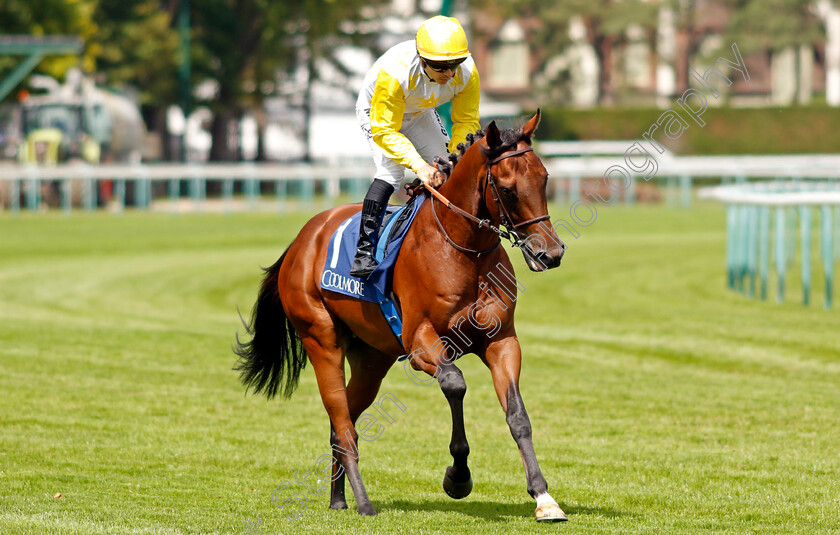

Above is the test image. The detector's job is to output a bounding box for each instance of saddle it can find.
[320,193,427,346]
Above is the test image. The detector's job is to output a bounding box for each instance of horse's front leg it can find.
[438,358,473,498]
[406,323,473,499]
[482,334,567,522]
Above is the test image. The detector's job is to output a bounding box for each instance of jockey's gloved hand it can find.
[416,164,445,188]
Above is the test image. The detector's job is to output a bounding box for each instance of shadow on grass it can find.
[381,499,628,522]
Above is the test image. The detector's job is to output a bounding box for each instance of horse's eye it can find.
[501,186,515,197]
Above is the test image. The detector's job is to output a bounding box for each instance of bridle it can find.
[426,145,551,255]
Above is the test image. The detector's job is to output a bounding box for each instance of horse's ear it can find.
[522,109,541,140]
[485,120,501,149]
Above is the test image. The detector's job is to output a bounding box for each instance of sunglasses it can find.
[423,58,466,73]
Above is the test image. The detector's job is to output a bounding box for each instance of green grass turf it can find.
[1,203,838,534]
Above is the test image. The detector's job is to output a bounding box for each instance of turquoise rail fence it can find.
[5,151,840,216]
[700,182,840,309]
[540,146,840,209]
[0,161,376,215]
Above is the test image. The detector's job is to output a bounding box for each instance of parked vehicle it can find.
[18,69,145,165]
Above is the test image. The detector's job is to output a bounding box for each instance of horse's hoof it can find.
[329,500,348,510]
[442,466,473,499]
[535,502,568,522]
[357,504,378,516]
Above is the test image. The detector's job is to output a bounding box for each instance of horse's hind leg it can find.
[329,339,396,510]
[328,425,348,510]
[299,332,378,516]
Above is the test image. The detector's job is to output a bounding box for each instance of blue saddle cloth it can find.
[321,194,427,346]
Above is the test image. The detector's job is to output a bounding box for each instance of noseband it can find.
[427,145,551,255]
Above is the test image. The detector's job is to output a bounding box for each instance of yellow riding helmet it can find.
[415,16,471,61]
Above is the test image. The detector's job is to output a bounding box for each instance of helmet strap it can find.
[418,57,435,82]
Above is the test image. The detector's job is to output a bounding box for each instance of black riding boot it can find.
[350,179,394,278]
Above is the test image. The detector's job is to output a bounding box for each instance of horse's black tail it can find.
[234,248,307,399]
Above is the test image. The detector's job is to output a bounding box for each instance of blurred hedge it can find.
[538,106,840,154]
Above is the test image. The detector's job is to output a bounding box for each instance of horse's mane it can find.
[433,125,531,180]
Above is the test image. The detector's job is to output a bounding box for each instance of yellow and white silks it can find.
[356,40,480,188]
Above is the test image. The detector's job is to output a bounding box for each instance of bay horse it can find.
[235,110,568,522]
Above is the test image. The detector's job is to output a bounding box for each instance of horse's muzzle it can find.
[521,243,564,272]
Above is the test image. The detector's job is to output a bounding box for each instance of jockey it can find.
[350,15,481,278]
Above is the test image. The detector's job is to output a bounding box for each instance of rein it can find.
[424,146,550,255]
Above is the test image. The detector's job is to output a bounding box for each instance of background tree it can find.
[2,0,387,160]
[725,0,823,53]
[0,0,97,87]
[470,0,657,105]
[724,0,823,102]
[188,0,386,161]
[671,0,697,95]
[89,0,180,155]
[277,1,386,161]
[188,0,278,160]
